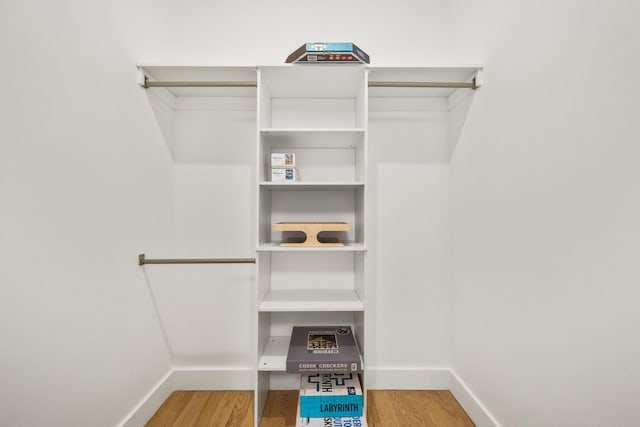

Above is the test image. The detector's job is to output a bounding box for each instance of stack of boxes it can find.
[287,326,366,426]
[297,373,365,426]
[271,153,298,182]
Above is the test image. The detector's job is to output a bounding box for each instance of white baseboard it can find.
[118,370,174,427]
[119,368,255,427]
[449,370,500,427]
[120,367,496,427]
[365,367,452,389]
[170,367,255,390]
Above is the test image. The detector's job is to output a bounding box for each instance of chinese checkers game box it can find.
[286,326,362,374]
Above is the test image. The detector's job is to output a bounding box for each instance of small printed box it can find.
[272,153,296,167]
[272,167,298,182]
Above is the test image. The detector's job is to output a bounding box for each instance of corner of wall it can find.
[118,369,174,427]
[449,369,500,427]
[118,368,255,427]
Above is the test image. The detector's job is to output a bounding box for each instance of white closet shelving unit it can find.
[255,65,368,425]
[137,62,482,427]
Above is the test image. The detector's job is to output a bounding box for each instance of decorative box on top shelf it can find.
[286,42,370,64]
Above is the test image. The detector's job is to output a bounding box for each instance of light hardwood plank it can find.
[145,390,474,427]
[172,391,213,426]
[259,390,298,427]
[367,390,475,427]
[194,392,225,426]
[145,391,254,427]
[146,391,196,426]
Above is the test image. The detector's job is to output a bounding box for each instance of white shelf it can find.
[258,336,289,371]
[261,127,365,133]
[261,128,364,149]
[259,289,365,312]
[257,242,367,252]
[258,334,364,372]
[260,182,364,191]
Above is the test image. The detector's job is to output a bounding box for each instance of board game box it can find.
[286,326,362,374]
[296,396,368,427]
[299,373,363,418]
[286,42,370,64]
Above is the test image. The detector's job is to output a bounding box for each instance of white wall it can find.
[0,2,459,424]
[12,0,637,425]
[450,1,640,426]
[367,102,453,380]
[150,0,458,378]
[151,100,257,367]
[169,0,453,66]
[0,1,176,426]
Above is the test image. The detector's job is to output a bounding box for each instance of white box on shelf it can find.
[272,153,296,167]
[272,167,298,182]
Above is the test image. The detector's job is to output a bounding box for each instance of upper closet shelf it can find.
[137,64,483,98]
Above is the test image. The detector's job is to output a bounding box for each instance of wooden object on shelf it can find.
[273,222,350,247]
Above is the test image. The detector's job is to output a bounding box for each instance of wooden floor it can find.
[145,391,253,426]
[367,390,475,427]
[146,390,475,427]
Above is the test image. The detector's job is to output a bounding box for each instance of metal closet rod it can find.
[138,253,256,265]
[369,77,477,90]
[143,80,257,88]
[142,76,477,90]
